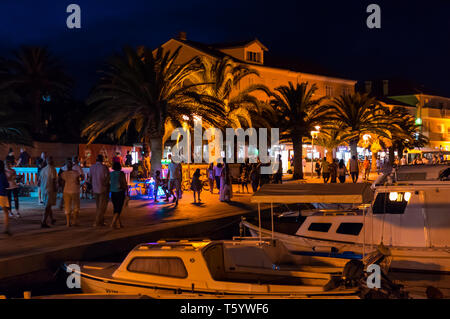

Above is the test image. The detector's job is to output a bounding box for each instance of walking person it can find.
[329,159,338,183]
[363,157,371,180]
[5,160,21,218]
[321,158,330,183]
[153,170,169,202]
[273,154,283,184]
[0,161,11,235]
[59,160,81,227]
[36,152,47,205]
[250,163,260,193]
[16,148,30,166]
[315,159,321,178]
[337,159,348,183]
[190,168,202,203]
[39,156,57,228]
[349,155,359,183]
[214,162,223,192]
[240,159,250,193]
[167,154,181,206]
[207,162,215,194]
[90,154,110,227]
[219,158,232,202]
[110,162,127,229]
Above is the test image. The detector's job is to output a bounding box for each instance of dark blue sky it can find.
[1,0,449,98]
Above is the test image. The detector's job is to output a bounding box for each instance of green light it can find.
[415,118,422,125]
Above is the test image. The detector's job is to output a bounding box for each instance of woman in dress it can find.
[337,159,348,183]
[240,159,250,193]
[190,168,202,203]
[207,162,215,194]
[5,160,20,218]
[219,159,232,202]
[110,162,128,229]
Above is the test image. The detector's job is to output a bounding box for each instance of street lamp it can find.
[310,126,320,178]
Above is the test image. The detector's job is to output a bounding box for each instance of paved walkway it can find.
[0,185,257,281]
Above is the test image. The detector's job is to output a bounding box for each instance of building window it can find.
[447,127,450,134]
[336,223,363,236]
[437,124,444,133]
[246,51,260,62]
[325,85,333,96]
[127,257,188,278]
[308,223,332,232]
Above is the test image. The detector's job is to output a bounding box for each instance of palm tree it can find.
[327,93,391,157]
[270,82,329,179]
[388,107,428,159]
[0,46,72,135]
[314,128,347,163]
[193,56,271,129]
[83,46,227,174]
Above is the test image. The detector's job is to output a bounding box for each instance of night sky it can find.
[1,0,449,98]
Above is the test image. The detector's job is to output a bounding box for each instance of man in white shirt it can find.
[40,157,57,228]
[89,154,110,227]
[60,160,81,227]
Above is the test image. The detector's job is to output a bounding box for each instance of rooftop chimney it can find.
[177,31,187,41]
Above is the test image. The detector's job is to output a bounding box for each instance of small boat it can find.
[63,238,359,299]
[241,165,450,273]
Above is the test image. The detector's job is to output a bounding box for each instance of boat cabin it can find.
[111,239,333,293]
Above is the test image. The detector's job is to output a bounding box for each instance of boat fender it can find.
[313,246,338,253]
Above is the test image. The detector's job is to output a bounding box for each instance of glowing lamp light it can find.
[389,192,398,201]
[314,125,321,131]
[415,118,422,125]
[404,192,411,202]
[182,115,190,121]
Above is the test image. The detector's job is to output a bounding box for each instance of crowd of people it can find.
[1,147,447,235]
[0,152,129,235]
[312,156,383,184]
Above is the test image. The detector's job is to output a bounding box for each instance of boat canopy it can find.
[251,183,374,204]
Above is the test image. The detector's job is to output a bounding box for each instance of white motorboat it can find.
[242,166,450,273]
[63,238,360,299]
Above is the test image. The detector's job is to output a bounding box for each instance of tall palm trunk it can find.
[349,138,358,158]
[150,137,162,177]
[388,146,395,164]
[292,133,303,180]
[371,151,378,171]
[326,148,333,163]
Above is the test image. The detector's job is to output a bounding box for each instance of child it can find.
[190,169,202,203]
[153,170,169,202]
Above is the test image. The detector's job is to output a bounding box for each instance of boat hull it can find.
[77,270,358,299]
[243,221,450,273]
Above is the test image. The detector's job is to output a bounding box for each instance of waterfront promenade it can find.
[0,185,256,286]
